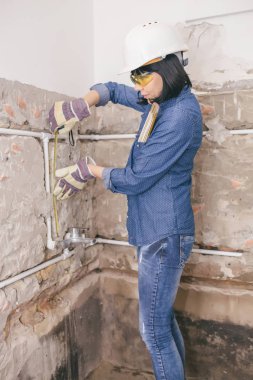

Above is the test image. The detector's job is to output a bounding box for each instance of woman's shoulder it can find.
[161,87,201,118]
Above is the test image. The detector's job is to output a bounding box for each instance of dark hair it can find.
[133,54,192,105]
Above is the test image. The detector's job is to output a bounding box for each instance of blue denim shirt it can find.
[90,82,202,246]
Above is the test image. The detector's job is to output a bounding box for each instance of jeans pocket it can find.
[179,234,195,268]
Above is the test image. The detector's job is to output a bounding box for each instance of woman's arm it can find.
[83,90,100,108]
[87,164,105,179]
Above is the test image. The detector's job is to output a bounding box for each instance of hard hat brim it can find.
[118,48,189,75]
[118,65,136,75]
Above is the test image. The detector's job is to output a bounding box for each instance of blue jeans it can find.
[137,234,194,380]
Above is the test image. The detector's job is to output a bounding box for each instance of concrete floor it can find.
[85,362,209,380]
[86,361,155,380]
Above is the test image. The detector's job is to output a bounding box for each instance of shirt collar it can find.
[159,85,191,110]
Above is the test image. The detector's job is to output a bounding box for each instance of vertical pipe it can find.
[42,134,56,249]
[42,134,50,193]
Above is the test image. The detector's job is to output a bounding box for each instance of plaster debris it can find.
[205,116,231,144]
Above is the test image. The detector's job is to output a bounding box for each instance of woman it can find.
[49,22,202,380]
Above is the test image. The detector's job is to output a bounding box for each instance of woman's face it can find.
[134,72,163,101]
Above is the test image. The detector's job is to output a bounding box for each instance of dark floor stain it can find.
[50,295,102,380]
[176,311,253,380]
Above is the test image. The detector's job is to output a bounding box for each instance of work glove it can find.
[53,156,96,200]
[48,98,91,134]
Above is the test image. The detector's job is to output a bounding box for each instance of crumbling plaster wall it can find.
[0,78,103,379]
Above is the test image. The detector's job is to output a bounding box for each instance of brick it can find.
[33,107,42,119]
[192,203,205,214]
[230,179,242,189]
[199,103,215,116]
[11,142,23,154]
[244,239,253,249]
[4,104,14,118]
[17,97,27,110]
[0,175,8,181]
[237,90,253,124]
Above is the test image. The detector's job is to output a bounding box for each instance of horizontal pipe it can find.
[230,129,253,135]
[203,129,253,136]
[77,133,136,140]
[0,127,52,139]
[0,127,244,290]
[1,127,253,141]
[95,238,131,246]
[186,8,253,23]
[193,89,253,96]
[0,249,73,289]
[192,248,242,257]
[0,239,243,289]
[78,130,253,139]
[94,238,243,258]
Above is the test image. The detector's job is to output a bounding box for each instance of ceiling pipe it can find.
[185,8,253,23]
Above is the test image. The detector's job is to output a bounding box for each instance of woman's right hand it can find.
[48,98,91,134]
[53,156,96,200]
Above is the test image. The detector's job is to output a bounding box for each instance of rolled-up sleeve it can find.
[104,110,195,196]
[90,82,147,112]
[102,167,115,189]
[90,83,110,107]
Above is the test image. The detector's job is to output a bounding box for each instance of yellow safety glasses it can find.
[130,71,153,87]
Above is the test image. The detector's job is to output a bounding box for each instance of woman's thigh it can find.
[137,234,194,333]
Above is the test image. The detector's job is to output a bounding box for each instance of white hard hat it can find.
[119,21,188,74]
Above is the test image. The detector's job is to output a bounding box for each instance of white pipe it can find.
[46,216,56,250]
[42,135,50,193]
[203,129,253,136]
[41,136,56,249]
[0,237,243,288]
[78,130,253,139]
[95,238,131,246]
[2,127,252,141]
[192,248,242,257]
[230,129,253,135]
[0,127,245,290]
[0,248,73,289]
[193,89,251,96]
[77,133,136,140]
[0,128,56,249]
[94,238,242,257]
[185,8,253,23]
[0,127,51,139]
[2,127,250,253]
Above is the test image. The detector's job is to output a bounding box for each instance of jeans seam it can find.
[179,235,185,268]
[149,248,167,380]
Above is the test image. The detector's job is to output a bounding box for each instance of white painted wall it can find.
[0,0,94,97]
[0,0,252,96]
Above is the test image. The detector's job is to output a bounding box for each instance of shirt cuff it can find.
[102,167,115,190]
[90,83,110,107]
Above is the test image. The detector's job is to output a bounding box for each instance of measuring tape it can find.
[138,102,159,143]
